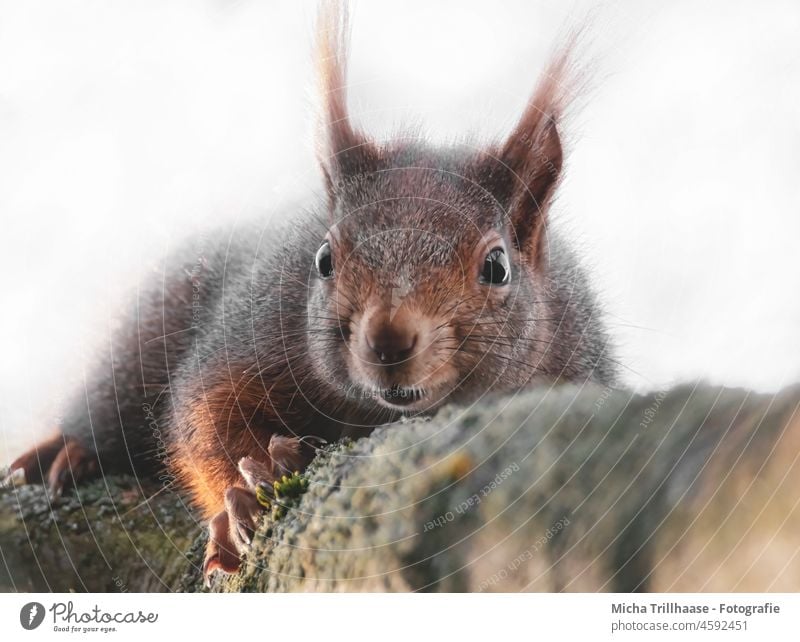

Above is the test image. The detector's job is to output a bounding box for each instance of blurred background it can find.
[1,0,799,460]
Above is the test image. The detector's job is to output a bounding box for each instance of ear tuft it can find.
[495,34,584,258]
[315,1,376,207]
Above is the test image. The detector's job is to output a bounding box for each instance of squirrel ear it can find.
[315,1,377,214]
[494,45,575,259]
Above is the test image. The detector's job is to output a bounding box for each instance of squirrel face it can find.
[305,149,556,413]
[303,4,584,414]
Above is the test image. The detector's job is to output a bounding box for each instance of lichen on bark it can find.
[3,384,800,593]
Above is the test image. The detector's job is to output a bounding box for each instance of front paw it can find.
[237,434,316,490]
[201,435,318,587]
[202,509,241,586]
[223,486,262,553]
[202,487,262,587]
[3,435,98,498]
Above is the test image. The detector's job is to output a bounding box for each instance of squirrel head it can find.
[305,3,580,413]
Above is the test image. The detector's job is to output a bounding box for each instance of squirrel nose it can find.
[365,320,417,365]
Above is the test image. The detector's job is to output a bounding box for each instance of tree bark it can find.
[3,384,799,592]
[0,477,200,592]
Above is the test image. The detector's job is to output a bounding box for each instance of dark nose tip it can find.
[366,321,417,365]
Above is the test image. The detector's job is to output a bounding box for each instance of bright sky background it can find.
[1,0,799,458]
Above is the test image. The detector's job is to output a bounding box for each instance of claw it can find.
[223,486,261,555]
[48,469,67,500]
[203,510,242,588]
[233,520,253,552]
[202,550,237,588]
[202,554,219,589]
[238,456,273,491]
[0,468,26,489]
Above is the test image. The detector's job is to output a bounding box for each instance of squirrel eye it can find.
[315,241,334,279]
[480,247,510,285]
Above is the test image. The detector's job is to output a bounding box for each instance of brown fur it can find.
[169,363,315,518]
[7,2,615,582]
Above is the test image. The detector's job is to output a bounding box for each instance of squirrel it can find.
[3,3,615,585]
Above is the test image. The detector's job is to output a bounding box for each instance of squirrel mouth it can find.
[379,385,426,407]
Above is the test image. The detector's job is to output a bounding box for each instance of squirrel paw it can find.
[267,434,315,477]
[3,435,98,499]
[203,509,242,587]
[223,486,262,553]
[202,486,262,587]
[201,435,317,587]
[237,435,316,490]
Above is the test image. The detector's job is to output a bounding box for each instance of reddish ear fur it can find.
[496,43,577,259]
